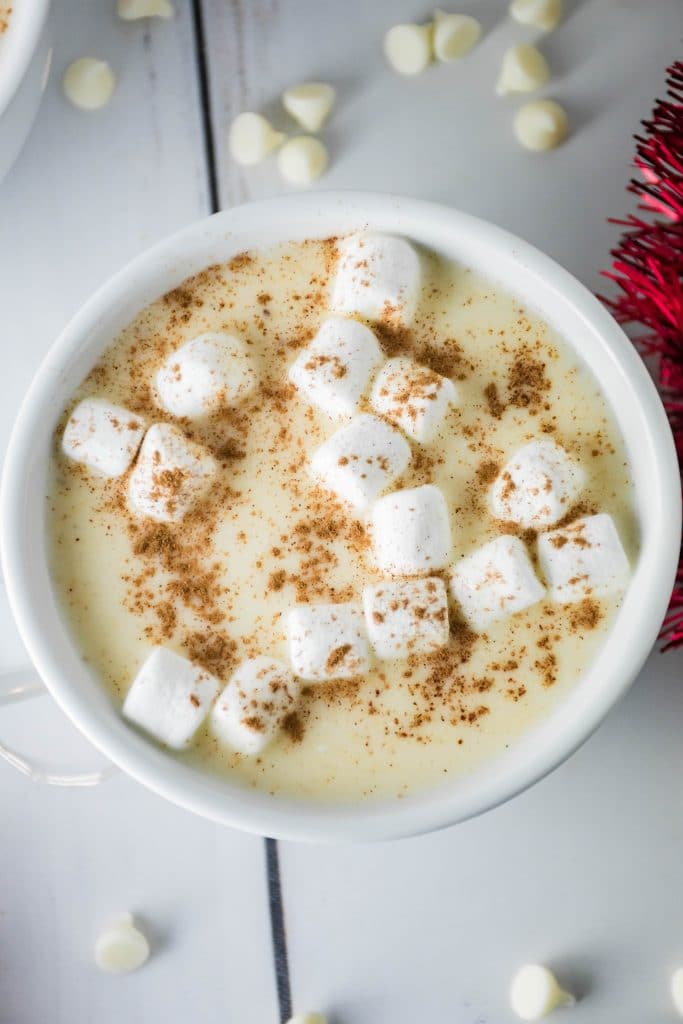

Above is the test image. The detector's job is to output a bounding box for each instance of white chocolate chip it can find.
[63,58,116,111]
[277,136,328,186]
[673,968,683,1017]
[384,23,434,75]
[496,44,550,95]
[510,964,575,1021]
[514,99,568,150]
[117,0,174,19]
[94,914,150,974]
[287,1016,327,1024]
[433,11,481,61]
[282,82,335,132]
[510,0,562,31]
[228,112,285,166]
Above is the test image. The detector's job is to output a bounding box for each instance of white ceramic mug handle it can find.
[0,668,116,786]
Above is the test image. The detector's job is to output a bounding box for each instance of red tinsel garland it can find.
[600,62,683,650]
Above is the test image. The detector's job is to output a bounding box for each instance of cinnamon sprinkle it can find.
[50,236,627,772]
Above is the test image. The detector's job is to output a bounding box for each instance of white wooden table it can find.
[1,3,682,1022]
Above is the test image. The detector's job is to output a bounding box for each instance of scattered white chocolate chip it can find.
[287,1015,327,1024]
[228,112,285,166]
[277,136,328,186]
[384,23,433,75]
[496,43,550,96]
[510,0,562,32]
[514,99,568,150]
[63,58,116,111]
[510,964,575,1021]
[672,967,683,1017]
[117,0,174,19]
[94,914,150,974]
[282,82,335,132]
[433,10,481,61]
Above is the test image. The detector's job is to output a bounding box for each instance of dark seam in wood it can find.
[265,837,293,1022]
[190,0,220,212]
[189,14,292,1020]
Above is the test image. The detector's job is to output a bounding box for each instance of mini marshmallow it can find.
[288,603,371,682]
[123,647,219,749]
[331,233,421,327]
[117,0,173,18]
[363,577,449,659]
[371,484,452,575]
[514,99,568,151]
[450,535,545,631]
[277,136,329,186]
[537,513,630,604]
[62,398,145,477]
[155,331,257,419]
[509,0,562,32]
[63,58,116,110]
[433,11,481,61]
[370,356,458,443]
[490,440,584,528]
[229,112,285,165]
[384,23,433,75]
[282,82,335,132]
[128,423,217,523]
[510,964,575,1021]
[310,413,411,511]
[496,44,550,96]
[211,657,299,756]
[288,316,384,420]
[95,914,150,974]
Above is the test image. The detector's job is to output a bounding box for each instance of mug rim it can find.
[2,191,680,842]
[0,0,50,117]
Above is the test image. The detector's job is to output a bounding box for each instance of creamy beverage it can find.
[48,235,636,801]
[0,4,12,36]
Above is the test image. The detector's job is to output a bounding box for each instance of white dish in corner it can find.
[0,0,51,183]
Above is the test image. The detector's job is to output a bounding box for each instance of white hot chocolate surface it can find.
[48,238,636,801]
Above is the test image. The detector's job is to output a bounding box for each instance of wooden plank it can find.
[0,3,277,1022]
[203,0,680,288]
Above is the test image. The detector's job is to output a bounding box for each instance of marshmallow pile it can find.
[452,496,630,632]
[63,231,631,760]
[62,329,260,523]
[291,233,459,467]
[286,232,631,658]
[447,439,630,632]
[123,646,302,756]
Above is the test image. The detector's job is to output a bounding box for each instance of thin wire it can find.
[0,671,117,786]
[0,739,117,786]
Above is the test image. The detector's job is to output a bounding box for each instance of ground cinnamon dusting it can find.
[484,382,505,419]
[570,599,602,632]
[477,460,499,484]
[507,348,551,410]
[182,629,237,676]
[282,710,305,743]
[49,235,630,792]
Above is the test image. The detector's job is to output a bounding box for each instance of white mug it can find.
[0,0,52,184]
[1,193,679,841]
